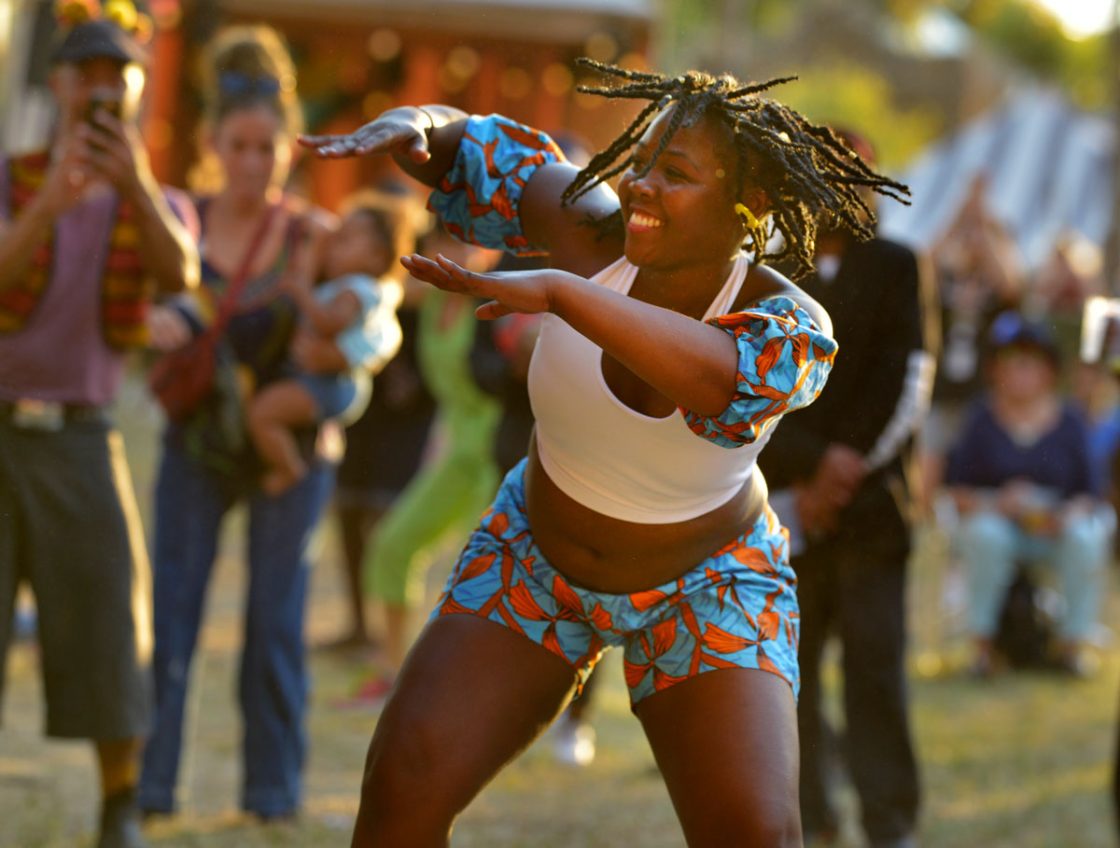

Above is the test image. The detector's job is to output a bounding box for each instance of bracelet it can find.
[417,106,436,136]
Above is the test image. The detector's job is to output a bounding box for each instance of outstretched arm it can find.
[301,109,620,272]
[401,253,739,416]
[298,105,468,188]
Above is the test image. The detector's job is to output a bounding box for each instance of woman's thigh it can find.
[353,615,577,840]
[637,668,801,848]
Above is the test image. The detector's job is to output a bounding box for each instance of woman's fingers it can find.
[296,133,333,147]
[476,301,513,320]
[434,253,471,278]
[400,254,459,291]
[405,133,432,163]
[297,124,426,159]
[296,133,359,157]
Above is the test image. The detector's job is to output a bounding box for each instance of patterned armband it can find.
[427,114,564,256]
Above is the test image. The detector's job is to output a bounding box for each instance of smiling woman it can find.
[301,58,907,848]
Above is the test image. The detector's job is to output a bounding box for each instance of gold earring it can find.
[735,202,760,229]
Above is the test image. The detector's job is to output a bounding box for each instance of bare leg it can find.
[97,738,143,797]
[351,615,578,847]
[637,669,802,847]
[96,738,145,847]
[382,601,410,675]
[246,381,319,495]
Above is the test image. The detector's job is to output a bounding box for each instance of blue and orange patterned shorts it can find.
[430,460,801,707]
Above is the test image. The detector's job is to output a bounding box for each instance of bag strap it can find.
[206,202,280,338]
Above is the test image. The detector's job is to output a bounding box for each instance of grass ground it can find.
[1,378,1118,847]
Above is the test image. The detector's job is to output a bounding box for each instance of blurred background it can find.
[3,0,1116,274]
[3,2,1120,847]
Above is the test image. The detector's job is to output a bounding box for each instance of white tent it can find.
[878,86,1116,271]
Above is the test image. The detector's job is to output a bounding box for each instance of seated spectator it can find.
[946,311,1112,677]
[921,174,1023,510]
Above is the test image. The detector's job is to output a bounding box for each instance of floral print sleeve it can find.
[682,296,838,448]
[427,114,565,256]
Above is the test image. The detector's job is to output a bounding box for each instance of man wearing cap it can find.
[0,9,198,848]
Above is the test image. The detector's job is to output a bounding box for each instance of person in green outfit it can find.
[341,225,501,703]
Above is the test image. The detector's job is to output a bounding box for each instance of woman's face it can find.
[616,108,754,272]
[990,346,1057,403]
[210,104,290,203]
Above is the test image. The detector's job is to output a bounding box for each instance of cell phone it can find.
[85,94,122,126]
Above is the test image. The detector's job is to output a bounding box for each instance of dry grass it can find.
[1,380,1118,847]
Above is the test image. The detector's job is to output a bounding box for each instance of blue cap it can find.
[988,311,1060,365]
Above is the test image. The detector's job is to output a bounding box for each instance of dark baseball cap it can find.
[51,19,147,66]
[988,311,1061,365]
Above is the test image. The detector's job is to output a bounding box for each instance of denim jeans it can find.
[138,432,334,817]
[957,507,1112,641]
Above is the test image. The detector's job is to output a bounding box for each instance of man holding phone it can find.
[0,10,197,848]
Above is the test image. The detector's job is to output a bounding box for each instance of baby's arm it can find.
[290,286,362,339]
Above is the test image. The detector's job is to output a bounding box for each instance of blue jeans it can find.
[957,508,1112,641]
[138,432,334,816]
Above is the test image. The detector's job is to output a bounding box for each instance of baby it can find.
[248,193,409,494]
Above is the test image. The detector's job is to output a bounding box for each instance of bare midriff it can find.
[523,435,766,594]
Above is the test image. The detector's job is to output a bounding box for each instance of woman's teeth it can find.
[630,212,662,228]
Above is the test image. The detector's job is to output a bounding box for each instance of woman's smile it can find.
[626,209,664,232]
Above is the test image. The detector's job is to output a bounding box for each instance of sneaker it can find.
[552,720,596,767]
[98,787,147,848]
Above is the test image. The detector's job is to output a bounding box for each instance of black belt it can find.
[0,399,106,430]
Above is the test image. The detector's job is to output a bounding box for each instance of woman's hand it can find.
[146,304,193,351]
[297,107,432,163]
[401,253,583,320]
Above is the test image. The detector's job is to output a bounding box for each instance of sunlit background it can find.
[3,2,1120,846]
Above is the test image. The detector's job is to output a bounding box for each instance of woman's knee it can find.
[958,511,1017,558]
[1058,515,1110,573]
[359,703,461,822]
[681,791,801,847]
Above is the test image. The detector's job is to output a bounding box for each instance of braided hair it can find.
[562,59,910,280]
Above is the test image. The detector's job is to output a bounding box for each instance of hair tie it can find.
[735,202,761,229]
[219,71,282,98]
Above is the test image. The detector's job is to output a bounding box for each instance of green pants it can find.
[364,434,498,606]
[364,291,500,606]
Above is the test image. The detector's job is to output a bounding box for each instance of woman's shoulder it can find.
[737,263,832,335]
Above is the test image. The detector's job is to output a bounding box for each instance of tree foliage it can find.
[951,0,1110,108]
[660,0,1111,110]
[776,62,942,169]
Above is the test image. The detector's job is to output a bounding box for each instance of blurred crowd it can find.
[3,5,1120,848]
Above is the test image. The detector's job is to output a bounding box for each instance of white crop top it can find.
[528,253,773,524]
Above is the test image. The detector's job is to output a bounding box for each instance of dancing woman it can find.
[303,61,907,847]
